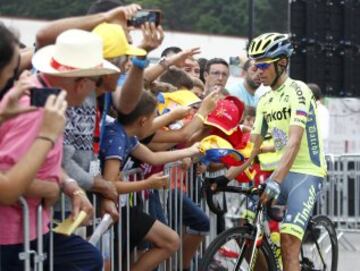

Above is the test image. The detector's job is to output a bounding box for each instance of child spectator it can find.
[100,90,201,271]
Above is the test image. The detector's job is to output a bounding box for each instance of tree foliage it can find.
[0,0,288,37]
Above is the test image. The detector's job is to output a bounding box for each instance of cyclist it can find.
[217,33,327,271]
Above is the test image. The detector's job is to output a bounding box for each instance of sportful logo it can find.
[291,82,306,105]
[265,107,291,123]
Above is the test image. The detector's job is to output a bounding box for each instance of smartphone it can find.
[127,10,162,28]
[30,87,61,107]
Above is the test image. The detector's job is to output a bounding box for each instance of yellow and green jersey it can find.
[252,78,327,177]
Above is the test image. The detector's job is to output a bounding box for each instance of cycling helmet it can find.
[248,33,293,60]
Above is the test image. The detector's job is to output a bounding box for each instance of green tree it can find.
[0,0,288,37]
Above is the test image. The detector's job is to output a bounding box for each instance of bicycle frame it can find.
[233,199,281,271]
[235,199,283,271]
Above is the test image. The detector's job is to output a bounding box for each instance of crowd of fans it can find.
[0,0,329,270]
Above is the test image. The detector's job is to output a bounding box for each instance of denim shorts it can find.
[168,189,209,235]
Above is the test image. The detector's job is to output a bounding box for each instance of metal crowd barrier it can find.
[314,154,360,250]
[13,154,360,270]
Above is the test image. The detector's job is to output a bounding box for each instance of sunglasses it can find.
[255,58,280,70]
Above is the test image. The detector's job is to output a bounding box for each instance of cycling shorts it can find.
[241,172,323,240]
[277,172,323,240]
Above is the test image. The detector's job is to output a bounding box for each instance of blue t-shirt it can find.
[228,81,259,107]
[100,73,128,148]
[100,120,139,170]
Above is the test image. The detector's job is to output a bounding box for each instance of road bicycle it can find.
[200,180,338,271]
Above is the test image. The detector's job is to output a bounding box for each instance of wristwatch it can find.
[131,57,150,70]
[159,57,170,70]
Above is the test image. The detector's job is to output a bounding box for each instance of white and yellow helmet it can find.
[248,33,294,60]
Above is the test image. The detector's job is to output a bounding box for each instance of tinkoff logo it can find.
[293,185,317,226]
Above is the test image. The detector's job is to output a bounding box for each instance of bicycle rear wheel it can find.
[301,215,338,271]
[200,226,277,271]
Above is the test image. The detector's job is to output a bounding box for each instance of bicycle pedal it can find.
[301,257,315,271]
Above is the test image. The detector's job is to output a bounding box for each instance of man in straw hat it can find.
[0,29,120,270]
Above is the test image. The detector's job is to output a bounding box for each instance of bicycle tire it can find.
[301,215,338,271]
[200,226,278,271]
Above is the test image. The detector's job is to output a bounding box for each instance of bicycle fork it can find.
[234,216,262,271]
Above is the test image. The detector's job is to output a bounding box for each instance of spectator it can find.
[159,67,194,90]
[0,23,67,205]
[228,59,261,107]
[35,3,144,114]
[100,91,202,271]
[59,22,150,215]
[161,46,182,58]
[182,56,201,78]
[192,76,205,98]
[197,57,208,83]
[308,83,330,153]
[0,29,119,271]
[203,58,230,97]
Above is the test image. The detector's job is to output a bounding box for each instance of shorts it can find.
[240,172,323,240]
[277,172,323,240]
[169,189,209,235]
[115,205,156,253]
[149,190,167,224]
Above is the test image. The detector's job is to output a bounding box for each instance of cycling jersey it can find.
[252,78,327,178]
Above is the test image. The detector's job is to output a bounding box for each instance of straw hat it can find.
[32,29,120,77]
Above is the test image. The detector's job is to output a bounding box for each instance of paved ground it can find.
[338,232,360,271]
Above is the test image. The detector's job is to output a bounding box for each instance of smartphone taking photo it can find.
[127,9,162,28]
[30,87,62,107]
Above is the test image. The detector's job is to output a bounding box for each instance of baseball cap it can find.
[204,96,245,135]
[92,23,146,58]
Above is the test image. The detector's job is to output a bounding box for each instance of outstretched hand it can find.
[168,47,201,68]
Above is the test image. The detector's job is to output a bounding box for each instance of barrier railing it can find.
[11,155,360,270]
[314,154,360,250]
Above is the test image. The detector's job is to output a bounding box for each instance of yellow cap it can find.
[92,23,147,58]
[164,89,201,107]
[199,135,233,153]
[157,89,201,115]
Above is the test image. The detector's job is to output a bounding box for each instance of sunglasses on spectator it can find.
[255,58,280,70]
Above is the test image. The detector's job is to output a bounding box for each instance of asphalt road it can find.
[338,231,360,271]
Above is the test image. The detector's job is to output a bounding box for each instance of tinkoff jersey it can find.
[252,78,326,177]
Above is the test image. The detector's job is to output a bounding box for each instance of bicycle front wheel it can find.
[200,226,277,271]
[301,215,338,271]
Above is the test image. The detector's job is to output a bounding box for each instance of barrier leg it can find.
[18,197,32,271]
[36,204,46,271]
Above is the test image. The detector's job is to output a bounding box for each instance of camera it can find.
[127,10,162,28]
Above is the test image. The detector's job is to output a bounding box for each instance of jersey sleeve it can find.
[252,97,268,137]
[289,82,312,129]
[101,123,127,161]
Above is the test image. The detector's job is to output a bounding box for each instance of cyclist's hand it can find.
[260,179,281,204]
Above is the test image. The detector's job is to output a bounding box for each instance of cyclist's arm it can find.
[226,97,267,180]
[225,133,263,180]
[270,125,303,183]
